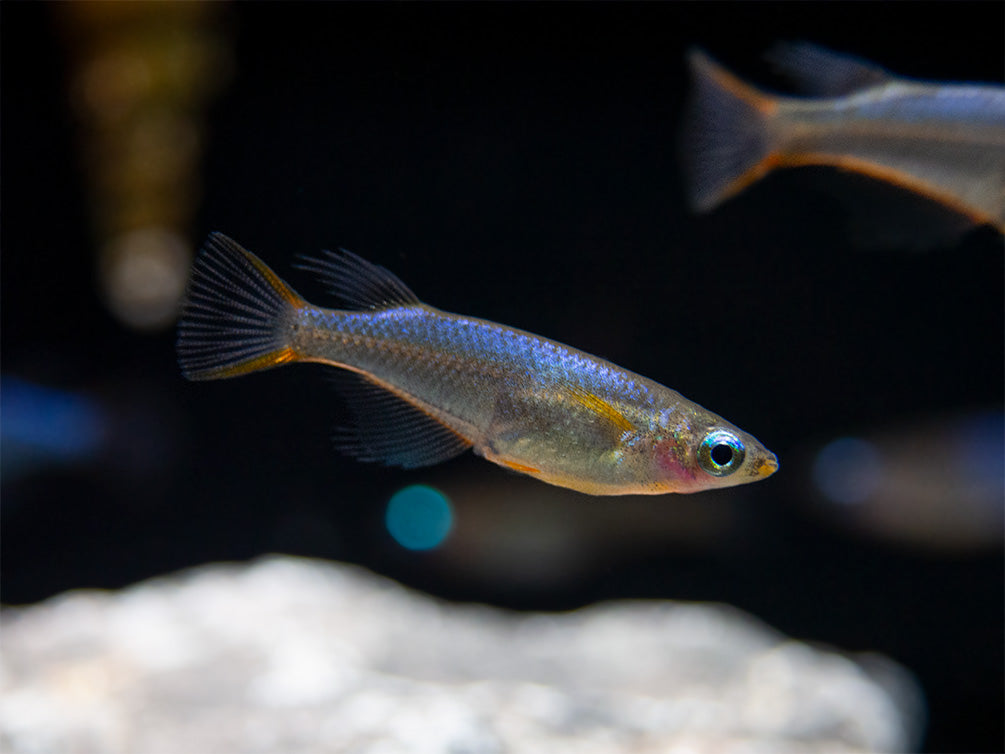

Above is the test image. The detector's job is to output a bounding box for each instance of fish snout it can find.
[754,452,779,479]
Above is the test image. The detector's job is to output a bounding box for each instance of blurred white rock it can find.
[0,555,922,754]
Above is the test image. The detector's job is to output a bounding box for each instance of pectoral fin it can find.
[564,383,635,436]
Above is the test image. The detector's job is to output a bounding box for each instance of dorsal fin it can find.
[766,42,893,97]
[294,249,420,310]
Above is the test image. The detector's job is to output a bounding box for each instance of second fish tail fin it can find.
[681,48,780,213]
[177,232,307,381]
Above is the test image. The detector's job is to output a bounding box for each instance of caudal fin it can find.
[177,233,305,380]
[681,49,779,212]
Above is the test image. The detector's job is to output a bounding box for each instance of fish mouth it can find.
[755,453,779,479]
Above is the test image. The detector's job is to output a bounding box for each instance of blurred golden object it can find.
[58,1,232,329]
[100,228,192,329]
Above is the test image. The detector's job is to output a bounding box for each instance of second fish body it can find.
[684,43,1005,232]
[177,234,777,495]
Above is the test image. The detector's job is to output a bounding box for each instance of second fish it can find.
[177,234,777,495]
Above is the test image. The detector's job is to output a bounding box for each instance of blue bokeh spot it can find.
[1,377,104,460]
[385,485,454,551]
[812,436,882,506]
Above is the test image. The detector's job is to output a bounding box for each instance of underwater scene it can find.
[2,3,1002,752]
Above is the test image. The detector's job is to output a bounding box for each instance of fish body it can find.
[177,234,777,495]
[683,43,1005,231]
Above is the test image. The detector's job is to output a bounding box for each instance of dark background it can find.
[3,3,1002,752]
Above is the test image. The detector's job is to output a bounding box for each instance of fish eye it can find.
[698,430,746,477]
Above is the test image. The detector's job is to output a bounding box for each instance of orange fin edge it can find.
[498,459,542,475]
[204,346,300,380]
[778,152,998,228]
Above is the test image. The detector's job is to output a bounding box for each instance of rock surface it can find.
[0,556,921,753]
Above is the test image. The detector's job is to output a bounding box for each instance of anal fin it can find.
[328,372,472,469]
